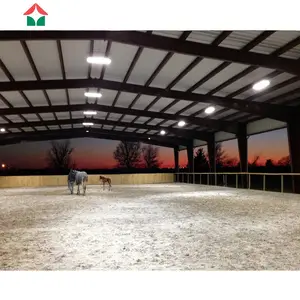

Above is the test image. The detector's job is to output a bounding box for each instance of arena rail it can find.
[174,172,300,193]
[0,173,174,188]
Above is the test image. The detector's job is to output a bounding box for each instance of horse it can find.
[99,175,112,191]
[68,169,88,195]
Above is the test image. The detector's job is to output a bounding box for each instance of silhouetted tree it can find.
[113,141,142,168]
[142,145,161,168]
[249,154,260,167]
[278,155,290,166]
[265,159,274,169]
[215,143,227,168]
[194,148,209,171]
[46,140,74,171]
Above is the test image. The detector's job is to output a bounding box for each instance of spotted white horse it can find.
[68,169,88,195]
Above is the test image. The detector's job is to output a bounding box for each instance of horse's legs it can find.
[77,184,80,195]
[83,181,86,195]
[103,181,105,191]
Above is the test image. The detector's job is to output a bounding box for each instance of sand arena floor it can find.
[0,183,300,270]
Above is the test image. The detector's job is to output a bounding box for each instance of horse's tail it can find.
[85,175,88,183]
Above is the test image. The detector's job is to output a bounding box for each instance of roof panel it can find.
[71,111,83,119]
[73,124,83,129]
[187,31,222,44]
[127,48,169,85]
[9,128,21,133]
[280,44,300,59]
[0,116,8,123]
[0,41,36,80]
[216,67,274,97]
[22,114,40,122]
[98,89,118,106]
[0,67,9,82]
[92,111,107,119]
[56,112,70,120]
[107,113,122,121]
[104,43,139,82]
[161,120,177,127]
[196,63,251,92]
[148,97,175,112]
[150,53,196,89]
[147,118,165,126]
[90,40,108,78]
[219,31,263,50]
[180,102,207,116]
[0,99,8,108]
[1,91,29,107]
[135,116,151,124]
[173,58,223,91]
[114,126,125,131]
[124,127,136,132]
[61,124,72,129]
[39,113,55,121]
[131,95,156,110]
[21,127,34,132]
[27,41,62,80]
[6,115,24,123]
[164,100,193,114]
[61,40,90,79]
[239,73,297,100]
[68,88,86,105]
[46,89,68,106]
[114,91,137,108]
[102,125,113,130]
[121,115,136,123]
[136,129,147,134]
[250,31,300,55]
[153,31,184,39]
[23,90,48,106]
[36,126,48,131]
[147,130,159,135]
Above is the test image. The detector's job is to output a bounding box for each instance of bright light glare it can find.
[252,79,270,91]
[178,120,186,127]
[83,110,97,115]
[1,164,5,168]
[160,130,166,135]
[204,106,215,114]
[148,137,151,140]
[0,128,5,132]
[87,56,111,65]
[82,122,94,126]
[84,92,102,98]
[86,130,89,133]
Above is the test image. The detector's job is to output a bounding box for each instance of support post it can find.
[237,124,248,188]
[287,119,300,193]
[187,141,194,182]
[174,145,179,174]
[207,135,216,185]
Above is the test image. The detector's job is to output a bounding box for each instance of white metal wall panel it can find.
[187,31,222,44]
[247,118,286,135]
[148,97,175,112]
[215,131,236,142]
[131,95,156,110]
[164,100,192,114]
[114,92,136,108]
[220,31,263,50]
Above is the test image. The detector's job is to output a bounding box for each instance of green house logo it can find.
[23,4,48,26]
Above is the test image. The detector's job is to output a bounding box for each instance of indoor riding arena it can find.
[1,30,300,270]
[1,174,300,270]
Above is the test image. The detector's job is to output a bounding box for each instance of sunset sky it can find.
[0,128,289,169]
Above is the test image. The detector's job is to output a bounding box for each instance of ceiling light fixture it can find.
[0,128,5,132]
[160,130,166,135]
[87,56,111,65]
[82,122,94,126]
[83,110,97,115]
[148,137,151,140]
[178,120,186,127]
[252,79,270,91]
[86,130,89,133]
[84,92,102,98]
[204,106,215,114]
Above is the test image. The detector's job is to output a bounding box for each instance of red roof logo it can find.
[23,4,48,26]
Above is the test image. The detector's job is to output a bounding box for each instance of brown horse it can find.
[99,175,112,191]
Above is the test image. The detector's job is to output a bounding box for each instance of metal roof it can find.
[0,30,300,149]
